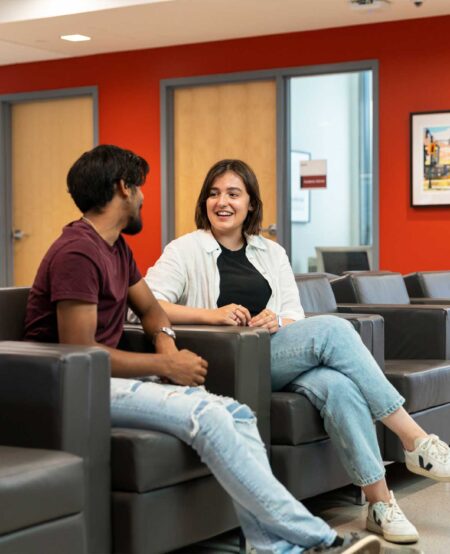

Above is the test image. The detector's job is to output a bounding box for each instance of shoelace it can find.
[383,498,406,523]
[419,434,450,462]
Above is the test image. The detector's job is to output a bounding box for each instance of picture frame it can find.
[411,110,450,206]
[291,150,311,222]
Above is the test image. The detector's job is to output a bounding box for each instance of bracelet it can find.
[277,315,283,328]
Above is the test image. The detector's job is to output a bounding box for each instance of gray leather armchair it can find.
[112,323,271,554]
[0,287,110,554]
[331,272,450,461]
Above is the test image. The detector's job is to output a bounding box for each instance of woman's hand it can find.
[249,308,280,334]
[208,304,251,326]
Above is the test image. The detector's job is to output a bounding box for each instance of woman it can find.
[145,159,450,544]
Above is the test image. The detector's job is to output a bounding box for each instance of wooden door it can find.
[11,96,94,285]
[174,80,276,239]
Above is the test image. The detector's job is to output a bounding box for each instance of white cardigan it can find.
[145,230,305,321]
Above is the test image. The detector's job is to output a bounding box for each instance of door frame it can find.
[160,60,379,266]
[0,86,98,286]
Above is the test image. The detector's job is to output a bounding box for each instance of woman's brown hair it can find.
[194,159,263,235]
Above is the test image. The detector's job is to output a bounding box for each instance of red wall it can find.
[1,15,450,273]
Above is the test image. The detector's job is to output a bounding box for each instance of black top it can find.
[217,242,272,317]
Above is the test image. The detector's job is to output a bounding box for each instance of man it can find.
[24,144,396,554]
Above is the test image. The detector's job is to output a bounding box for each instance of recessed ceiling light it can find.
[60,34,91,42]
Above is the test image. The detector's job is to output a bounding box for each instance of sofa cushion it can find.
[270,392,327,445]
[111,428,210,493]
[384,360,450,413]
[0,446,83,535]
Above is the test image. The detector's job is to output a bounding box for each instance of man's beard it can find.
[122,212,143,235]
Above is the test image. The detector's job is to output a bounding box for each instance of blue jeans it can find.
[111,378,336,554]
[271,315,405,486]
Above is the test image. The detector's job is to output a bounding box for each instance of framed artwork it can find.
[291,150,311,222]
[411,111,450,206]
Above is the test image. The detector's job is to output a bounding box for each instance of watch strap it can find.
[153,326,176,344]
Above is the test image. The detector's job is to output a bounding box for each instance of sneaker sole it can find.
[382,548,424,554]
[406,461,450,482]
[343,535,381,553]
[367,520,419,544]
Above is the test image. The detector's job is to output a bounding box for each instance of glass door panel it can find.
[289,71,373,274]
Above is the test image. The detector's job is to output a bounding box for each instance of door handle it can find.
[13,229,29,240]
[261,223,277,236]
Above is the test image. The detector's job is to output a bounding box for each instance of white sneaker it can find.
[366,491,419,544]
[404,434,450,482]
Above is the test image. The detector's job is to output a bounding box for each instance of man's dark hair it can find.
[67,144,149,213]
[195,159,263,235]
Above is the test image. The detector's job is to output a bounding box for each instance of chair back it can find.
[295,273,338,313]
[0,287,30,340]
[404,271,450,298]
[332,272,410,304]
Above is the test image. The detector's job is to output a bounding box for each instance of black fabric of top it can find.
[217,243,272,317]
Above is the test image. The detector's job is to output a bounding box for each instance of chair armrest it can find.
[337,304,450,359]
[410,297,450,305]
[0,341,110,454]
[305,312,385,369]
[335,312,385,369]
[120,325,272,444]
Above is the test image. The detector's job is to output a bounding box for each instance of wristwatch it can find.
[153,326,177,344]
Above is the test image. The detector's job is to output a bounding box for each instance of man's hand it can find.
[164,349,208,386]
[249,308,279,334]
[207,304,251,326]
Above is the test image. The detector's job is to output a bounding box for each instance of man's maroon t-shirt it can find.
[24,220,142,348]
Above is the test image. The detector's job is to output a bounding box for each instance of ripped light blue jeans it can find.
[271,315,405,487]
[111,378,336,554]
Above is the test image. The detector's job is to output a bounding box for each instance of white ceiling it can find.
[0,0,449,66]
